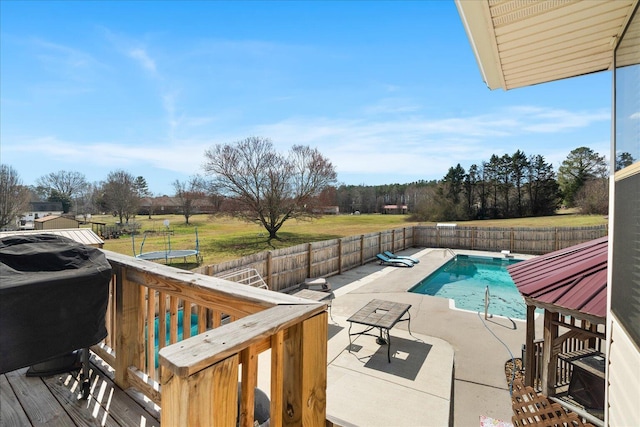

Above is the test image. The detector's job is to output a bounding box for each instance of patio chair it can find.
[383,250,419,264]
[376,253,414,267]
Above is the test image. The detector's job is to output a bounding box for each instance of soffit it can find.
[456,0,639,90]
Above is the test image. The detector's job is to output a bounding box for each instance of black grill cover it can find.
[0,234,112,374]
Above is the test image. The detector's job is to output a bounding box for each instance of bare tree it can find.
[173,175,207,224]
[36,170,88,199]
[203,137,337,239]
[102,170,139,224]
[0,165,31,229]
[75,182,102,221]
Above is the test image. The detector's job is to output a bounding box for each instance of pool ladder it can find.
[484,286,490,319]
[444,248,457,258]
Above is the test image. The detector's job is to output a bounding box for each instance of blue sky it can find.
[1,1,612,196]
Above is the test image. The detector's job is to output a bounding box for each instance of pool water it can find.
[409,255,530,319]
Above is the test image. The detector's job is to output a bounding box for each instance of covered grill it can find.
[0,234,112,397]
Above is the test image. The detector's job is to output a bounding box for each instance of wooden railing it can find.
[94,250,328,426]
[525,314,605,393]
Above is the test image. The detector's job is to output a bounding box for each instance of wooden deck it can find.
[0,354,160,426]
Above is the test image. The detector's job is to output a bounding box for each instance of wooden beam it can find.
[524,304,536,387]
[541,310,559,396]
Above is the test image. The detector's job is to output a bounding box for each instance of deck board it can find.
[0,374,31,426]
[0,356,160,427]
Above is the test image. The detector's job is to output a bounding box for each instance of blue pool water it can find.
[409,255,530,319]
[148,310,199,366]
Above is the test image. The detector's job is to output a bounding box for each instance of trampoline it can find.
[133,226,200,264]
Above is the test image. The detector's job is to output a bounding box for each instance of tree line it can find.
[332,146,624,221]
[1,140,631,237]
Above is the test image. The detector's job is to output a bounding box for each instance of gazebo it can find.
[508,237,607,420]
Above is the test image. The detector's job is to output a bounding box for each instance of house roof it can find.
[507,236,607,323]
[0,228,104,247]
[35,215,80,223]
[455,0,639,90]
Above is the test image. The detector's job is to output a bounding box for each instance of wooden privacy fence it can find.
[196,227,414,292]
[195,224,607,292]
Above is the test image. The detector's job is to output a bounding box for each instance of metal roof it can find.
[507,236,607,323]
[455,0,639,90]
[0,228,105,248]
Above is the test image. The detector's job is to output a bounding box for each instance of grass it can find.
[93,211,607,266]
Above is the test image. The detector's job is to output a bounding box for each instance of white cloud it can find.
[128,48,157,73]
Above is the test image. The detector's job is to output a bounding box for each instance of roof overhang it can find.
[455,0,639,90]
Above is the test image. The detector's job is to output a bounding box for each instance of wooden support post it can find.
[114,267,143,389]
[307,243,313,279]
[525,304,536,387]
[403,227,406,250]
[267,251,273,289]
[300,312,327,426]
[391,229,396,252]
[510,228,515,252]
[338,239,343,274]
[161,355,239,426]
[541,310,559,396]
[282,312,328,426]
[360,235,365,266]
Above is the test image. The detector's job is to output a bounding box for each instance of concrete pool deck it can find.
[321,247,541,426]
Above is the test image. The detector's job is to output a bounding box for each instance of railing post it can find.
[282,312,328,426]
[239,345,258,427]
[360,235,365,266]
[161,355,239,426]
[114,266,143,389]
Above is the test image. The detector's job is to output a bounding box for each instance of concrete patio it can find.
[323,247,540,427]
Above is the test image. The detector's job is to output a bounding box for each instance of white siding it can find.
[607,318,640,426]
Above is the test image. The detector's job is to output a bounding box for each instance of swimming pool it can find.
[409,254,529,319]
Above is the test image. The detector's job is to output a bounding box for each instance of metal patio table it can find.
[347,299,412,363]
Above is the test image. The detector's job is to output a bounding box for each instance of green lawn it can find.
[94,212,607,266]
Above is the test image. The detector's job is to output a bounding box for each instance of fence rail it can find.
[194,225,607,292]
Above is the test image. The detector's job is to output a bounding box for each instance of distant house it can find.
[18,202,64,230]
[138,196,218,216]
[34,215,81,230]
[383,204,408,214]
[313,206,340,215]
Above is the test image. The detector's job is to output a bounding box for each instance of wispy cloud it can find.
[128,47,157,73]
[512,106,609,133]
